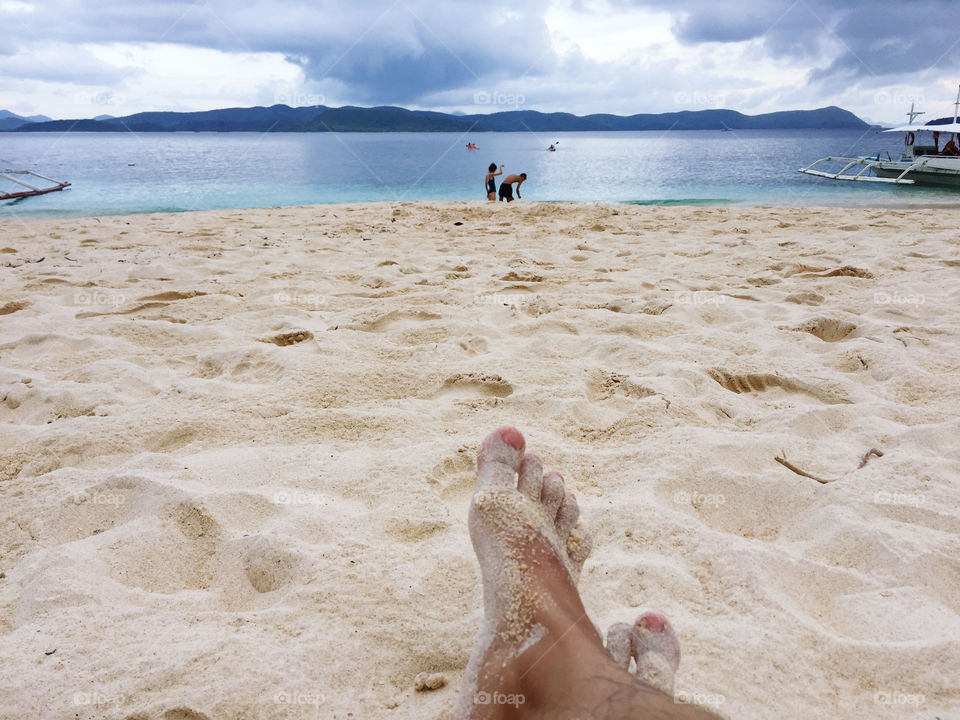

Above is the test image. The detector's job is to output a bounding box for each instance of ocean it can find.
[2,128,957,218]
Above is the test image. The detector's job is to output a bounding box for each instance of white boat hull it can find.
[871,157,960,187]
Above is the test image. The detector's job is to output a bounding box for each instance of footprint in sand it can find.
[75,301,167,319]
[446,265,472,280]
[500,270,544,282]
[104,499,222,594]
[426,446,475,496]
[585,370,657,402]
[137,290,207,302]
[260,330,314,346]
[708,368,849,405]
[802,265,874,279]
[239,534,301,594]
[144,424,199,453]
[0,300,28,315]
[383,496,452,542]
[437,372,513,399]
[44,476,155,546]
[457,334,490,355]
[832,349,871,373]
[598,298,673,316]
[773,262,826,276]
[104,497,299,605]
[162,707,213,720]
[792,317,857,342]
[746,275,782,287]
[361,276,389,289]
[352,310,442,333]
[784,291,824,306]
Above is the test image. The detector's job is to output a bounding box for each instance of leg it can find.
[454,426,720,720]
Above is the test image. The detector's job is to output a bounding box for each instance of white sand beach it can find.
[1,201,959,719]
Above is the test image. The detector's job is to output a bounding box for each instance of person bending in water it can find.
[498,173,526,202]
[486,163,504,201]
[454,426,720,720]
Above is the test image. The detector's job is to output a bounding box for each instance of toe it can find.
[633,612,681,667]
[517,454,544,500]
[477,426,525,490]
[632,611,681,695]
[556,493,580,538]
[540,471,565,517]
[566,523,593,569]
[605,622,633,669]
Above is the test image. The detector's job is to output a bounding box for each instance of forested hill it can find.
[5,104,870,132]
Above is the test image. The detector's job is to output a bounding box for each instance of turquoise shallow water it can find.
[2,129,958,218]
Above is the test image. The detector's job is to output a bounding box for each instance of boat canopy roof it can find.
[885,122,960,133]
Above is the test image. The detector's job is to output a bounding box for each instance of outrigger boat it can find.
[799,86,960,187]
[0,169,71,200]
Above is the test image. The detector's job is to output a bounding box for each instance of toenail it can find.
[639,614,666,633]
[500,426,524,451]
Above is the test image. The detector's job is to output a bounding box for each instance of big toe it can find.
[604,611,680,696]
[476,426,525,490]
[633,611,681,695]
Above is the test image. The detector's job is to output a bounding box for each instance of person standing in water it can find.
[485,163,503,201]
[498,173,526,202]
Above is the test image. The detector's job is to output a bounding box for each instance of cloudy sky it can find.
[2,0,959,123]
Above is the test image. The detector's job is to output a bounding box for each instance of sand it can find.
[1,201,958,719]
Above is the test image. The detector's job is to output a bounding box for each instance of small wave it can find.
[621,198,732,206]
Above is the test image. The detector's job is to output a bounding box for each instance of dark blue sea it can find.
[2,129,957,218]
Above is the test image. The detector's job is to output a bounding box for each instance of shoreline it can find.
[5,196,960,224]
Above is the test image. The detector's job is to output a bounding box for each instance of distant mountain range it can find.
[0,104,871,133]
[0,109,53,131]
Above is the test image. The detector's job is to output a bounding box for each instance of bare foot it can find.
[454,426,719,720]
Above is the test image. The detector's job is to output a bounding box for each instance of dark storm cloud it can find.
[4,0,956,114]
[613,0,959,77]
[278,3,556,103]
[3,0,556,104]
[809,2,959,78]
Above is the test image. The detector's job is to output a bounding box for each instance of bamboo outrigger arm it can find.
[0,170,72,200]
[798,156,917,184]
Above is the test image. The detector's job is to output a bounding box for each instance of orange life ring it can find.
[905,132,915,146]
